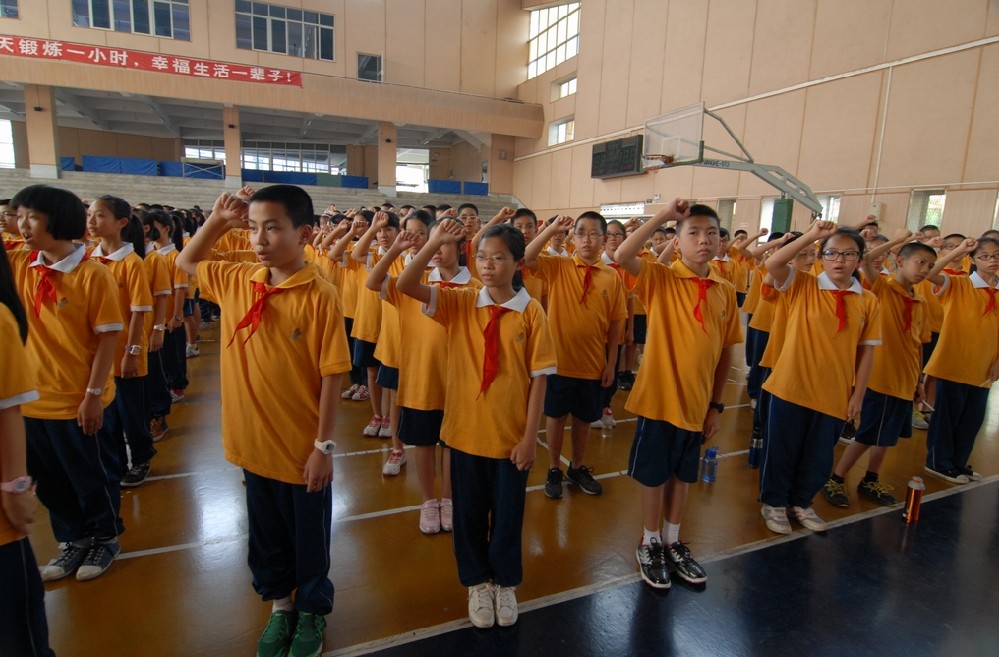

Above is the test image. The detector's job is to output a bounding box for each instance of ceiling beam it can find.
[54,89,110,131]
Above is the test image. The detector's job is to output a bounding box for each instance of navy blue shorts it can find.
[632,314,647,345]
[398,407,446,447]
[376,365,399,390]
[627,416,703,486]
[352,339,381,369]
[544,374,602,423]
[855,390,912,447]
[183,299,196,317]
[922,332,939,369]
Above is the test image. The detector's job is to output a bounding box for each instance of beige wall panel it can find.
[552,94,575,120]
[837,193,876,226]
[596,0,634,135]
[790,200,818,230]
[623,0,668,128]
[617,172,654,206]
[494,1,530,100]
[964,44,999,183]
[659,0,709,114]
[734,91,805,198]
[701,0,756,105]
[569,146,596,210]
[593,177,623,208]
[450,142,485,182]
[809,0,892,79]
[518,74,540,106]
[548,148,573,209]
[989,0,999,35]
[429,148,451,180]
[867,192,910,228]
[460,0,499,97]
[385,0,427,87]
[885,0,990,61]
[573,0,606,140]
[532,152,553,209]
[692,105,746,199]
[12,121,30,167]
[797,72,883,193]
[942,188,999,236]
[345,0,386,83]
[747,0,815,95]
[733,197,761,232]
[425,0,462,92]
[875,51,978,189]
[514,154,536,206]
[489,134,515,194]
[364,144,378,187]
[650,164,694,203]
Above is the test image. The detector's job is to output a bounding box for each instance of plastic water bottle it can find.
[748,429,762,469]
[601,423,613,439]
[701,446,718,482]
[903,476,925,523]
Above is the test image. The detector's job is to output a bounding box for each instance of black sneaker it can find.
[121,462,151,487]
[838,420,856,444]
[857,479,897,505]
[39,543,90,581]
[567,464,603,495]
[957,465,983,482]
[923,465,969,485]
[618,371,634,391]
[76,540,121,581]
[636,539,671,589]
[664,541,707,585]
[822,478,850,508]
[544,468,564,499]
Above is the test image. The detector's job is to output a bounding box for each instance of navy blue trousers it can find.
[926,379,990,472]
[25,413,124,544]
[743,316,755,367]
[450,449,529,588]
[343,317,366,386]
[244,470,334,615]
[146,348,172,418]
[746,328,770,400]
[760,395,844,508]
[599,345,623,408]
[0,538,55,657]
[160,326,188,391]
[112,375,157,470]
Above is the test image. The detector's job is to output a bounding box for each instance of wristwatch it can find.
[314,439,336,455]
[153,323,167,331]
[708,401,725,414]
[86,386,104,396]
[1,476,32,494]
[126,344,143,356]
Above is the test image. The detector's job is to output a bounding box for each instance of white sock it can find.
[272,596,293,613]
[664,522,680,545]
[642,528,661,545]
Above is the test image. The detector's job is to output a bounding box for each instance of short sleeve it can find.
[525,302,558,377]
[316,282,352,377]
[608,274,628,322]
[127,258,153,312]
[859,292,881,345]
[89,265,125,333]
[0,309,38,410]
[722,287,743,348]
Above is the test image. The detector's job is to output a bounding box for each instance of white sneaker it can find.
[439,498,453,532]
[377,417,393,438]
[341,383,359,399]
[468,583,495,628]
[419,500,440,534]
[590,408,616,429]
[185,344,199,358]
[788,505,827,532]
[494,585,518,627]
[911,411,929,430]
[362,416,382,437]
[761,504,792,534]
[382,449,407,476]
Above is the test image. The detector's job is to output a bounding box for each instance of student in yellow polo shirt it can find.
[177,186,351,657]
[525,212,627,500]
[8,184,125,583]
[614,200,741,590]
[139,212,175,441]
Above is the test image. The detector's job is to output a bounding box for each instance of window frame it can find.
[528,3,579,79]
[235,1,335,62]
[72,0,190,41]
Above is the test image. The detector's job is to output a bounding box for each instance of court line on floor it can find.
[322,473,999,657]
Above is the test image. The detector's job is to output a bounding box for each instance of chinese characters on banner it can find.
[0,34,302,86]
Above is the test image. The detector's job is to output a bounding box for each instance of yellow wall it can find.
[514,0,999,237]
[55,127,181,163]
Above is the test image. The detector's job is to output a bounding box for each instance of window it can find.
[551,76,576,102]
[906,189,946,230]
[819,194,841,222]
[1,0,18,18]
[235,1,335,62]
[528,3,579,79]
[357,54,382,82]
[183,140,226,164]
[717,199,736,231]
[0,120,14,168]
[72,0,190,40]
[548,117,574,146]
[994,194,999,230]
[759,198,776,235]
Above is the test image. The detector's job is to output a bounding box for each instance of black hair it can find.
[860,220,879,230]
[456,203,478,216]
[767,231,786,242]
[145,209,173,246]
[421,204,438,217]
[898,242,937,261]
[404,209,434,231]
[663,226,676,237]
[399,204,415,213]
[606,219,626,235]
[480,223,525,291]
[576,210,607,235]
[981,230,999,239]
[678,204,721,229]
[0,198,10,205]
[378,211,401,232]
[380,202,395,210]
[819,227,865,255]
[0,246,28,342]
[94,195,145,259]
[872,233,890,244]
[719,228,730,239]
[918,224,940,233]
[10,184,86,240]
[972,237,999,257]
[512,208,538,226]
[734,229,748,237]
[942,233,966,242]
[436,203,452,213]
[168,212,186,251]
[249,184,315,228]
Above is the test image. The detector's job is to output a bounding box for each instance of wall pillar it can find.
[488,134,514,195]
[377,121,397,197]
[23,85,59,179]
[223,106,242,189]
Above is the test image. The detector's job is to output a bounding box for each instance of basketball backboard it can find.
[643,101,705,169]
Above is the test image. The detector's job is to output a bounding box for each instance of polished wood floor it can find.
[31,322,999,656]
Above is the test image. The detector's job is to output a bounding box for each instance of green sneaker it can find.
[289,612,326,657]
[257,610,296,657]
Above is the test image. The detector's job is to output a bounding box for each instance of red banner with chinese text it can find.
[0,34,302,86]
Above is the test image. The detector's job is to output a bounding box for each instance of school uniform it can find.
[924,273,999,472]
[625,260,742,485]
[761,269,880,508]
[142,248,175,419]
[155,243,189,393]
[197,260,351,615]
[348,245,383,369]
[337,242,365,386]
[373,256,405,389]
[9,246,125,545]
[424,285,557,587]
[742,262,765,367]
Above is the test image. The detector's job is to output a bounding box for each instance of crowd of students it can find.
[0,185,996,657]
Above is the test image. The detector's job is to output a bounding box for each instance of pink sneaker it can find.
[352,384,370,401]
[419,500,440,534]
[378,416,393,438]
[439,498,453,532]
[341,383,359,399]
[382,449,407,476]
[363,416,382,437]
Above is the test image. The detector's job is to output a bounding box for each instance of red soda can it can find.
[903,476,925,523]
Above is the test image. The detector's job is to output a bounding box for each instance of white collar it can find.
[428,266,471,284]
[818,271,864,294]
[92,243,135,261]
[547,246,569,257]
[145,242,155,254]
[475,286,531,313]
[970,271,996,289]
[601,251,614,265]
[377,245,389,257]
[29,243,87,273]
[714,253,730,262]
[156,243,176,256]
[404,251,415,266]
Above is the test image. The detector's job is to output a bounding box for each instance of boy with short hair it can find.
[614,200,741,588]
[525,212,627,499]
[177,186,351,657]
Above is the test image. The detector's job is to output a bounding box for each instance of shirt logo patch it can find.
[290,328,303,341]
[516,333,525,343]
[58,298,69,308]
[601,289,608,297]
